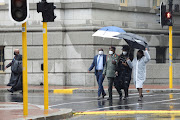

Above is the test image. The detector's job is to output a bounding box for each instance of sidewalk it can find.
[0,102,72,120]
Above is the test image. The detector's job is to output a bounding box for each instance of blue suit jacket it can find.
[89,54,107,75]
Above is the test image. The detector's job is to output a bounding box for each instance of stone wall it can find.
[0,1,180,86]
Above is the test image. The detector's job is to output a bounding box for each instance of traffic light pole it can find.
[169,0,173,89]
[169,26,173,89]
[43,22,49,113]
[37,0,56,114]
[22,22,28,116]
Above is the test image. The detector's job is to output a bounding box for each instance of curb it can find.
[75,110,180,115]
[0,89,54,93]
[1,89,180,94]
[17,109,73,120]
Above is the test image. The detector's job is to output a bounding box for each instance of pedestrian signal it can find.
[37,1,56,22]
[166,12,171,19]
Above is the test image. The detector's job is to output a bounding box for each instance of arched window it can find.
[120,0,128,7]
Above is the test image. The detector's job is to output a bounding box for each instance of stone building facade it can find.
[0,0,180,86]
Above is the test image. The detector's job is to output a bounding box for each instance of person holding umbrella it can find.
[127,48,150,101]
[115,45,133,100]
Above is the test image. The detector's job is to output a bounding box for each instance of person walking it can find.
[103,46,122,100]
[115,45,133,100]
[5,49,22,93]
[88,48,107,100]
[127,48,150,101]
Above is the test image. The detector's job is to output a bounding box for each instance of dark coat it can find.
[6,54,22,91]
[115,53,133,89]
[89,54,106,75]
[6,54,22,68]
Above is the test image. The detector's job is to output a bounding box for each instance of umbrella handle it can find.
[128,45,133,57]
[145,44,150,51]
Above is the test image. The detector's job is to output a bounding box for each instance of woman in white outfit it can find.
[127,48,151,101]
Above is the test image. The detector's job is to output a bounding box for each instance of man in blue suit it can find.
[88,48,107,100]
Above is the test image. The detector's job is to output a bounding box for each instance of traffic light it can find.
[37,1,56,22]
[157,2,167,28]
[166,12,173,26]
[9,0,29,24]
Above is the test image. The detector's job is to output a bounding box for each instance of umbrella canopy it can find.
[92,26,126,39]
[115,33,149,50]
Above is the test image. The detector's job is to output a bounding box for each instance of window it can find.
[153,0,161,9]
[156,47,166,63]
[0,47,4,72]
[120,0,127,6]
[121,0,125,3]
[153,0,157,7]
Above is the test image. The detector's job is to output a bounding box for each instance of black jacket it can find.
[116,53,133,81]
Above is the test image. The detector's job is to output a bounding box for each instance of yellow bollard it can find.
[22,22,28,116]
[169,26,173,89]
[43,22,49,112]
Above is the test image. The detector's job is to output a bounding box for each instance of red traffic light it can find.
[13,0,23,7]
[166,12,171,19]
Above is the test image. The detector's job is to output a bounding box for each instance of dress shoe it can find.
[107,97,112,100]
[102,93,106,98]
[7,89,13,93]
[7,83,11,86]
[123,97,128,100]
[138,97,142,101]
[119,95,122,99]
[97,96,101,100]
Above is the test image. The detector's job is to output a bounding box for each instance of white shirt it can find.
[96,55,103,70]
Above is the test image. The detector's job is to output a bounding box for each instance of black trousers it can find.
[123,80,130,97]
[115,74,131,98]
[108,77,122,99]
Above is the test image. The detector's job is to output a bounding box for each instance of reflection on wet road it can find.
[1,92,180,119]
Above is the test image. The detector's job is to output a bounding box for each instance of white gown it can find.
[127,50,151,88]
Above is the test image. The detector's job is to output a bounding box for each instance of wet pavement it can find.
[1,92,180,119]
[70,114,180,120]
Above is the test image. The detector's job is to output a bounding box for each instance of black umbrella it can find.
[115,33,149,50]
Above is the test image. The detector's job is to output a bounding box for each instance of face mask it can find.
[14,52,17,56]
[109,51,113,55]
[99,51,103,55]
[123,51,127,55]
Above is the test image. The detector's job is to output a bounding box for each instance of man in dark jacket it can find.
[89,48,107,100]
[115,46,133,100]
[5,49,22,93]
